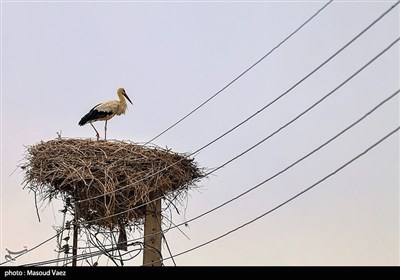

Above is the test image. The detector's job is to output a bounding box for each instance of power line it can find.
[21,243,143,267]
[75,35,399,226]
[144,0,334,145]
[156,213,176,266]
[151,126,400,264]
[0,232,61,266]
[0,222,139,266]
[188,2,399,156]
[22,249,109,267]
[72,0,399,208]
[205,38,399,176]
[113,88,400,245]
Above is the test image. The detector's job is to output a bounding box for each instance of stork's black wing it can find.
[78,104,112,126]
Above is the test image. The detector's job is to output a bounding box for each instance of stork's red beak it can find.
[124,93,133,105]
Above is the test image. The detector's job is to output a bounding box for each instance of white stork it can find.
[79,88,133,140]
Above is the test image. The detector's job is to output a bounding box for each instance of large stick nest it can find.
[22,138,204,229]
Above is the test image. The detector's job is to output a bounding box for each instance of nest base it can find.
[23,138,203,229]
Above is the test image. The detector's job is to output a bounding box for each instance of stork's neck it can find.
[115,91,128,115]
[118,92,127,105]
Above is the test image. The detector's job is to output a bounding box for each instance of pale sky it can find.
[1,0,399,266]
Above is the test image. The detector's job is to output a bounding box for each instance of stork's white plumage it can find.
[79,88,133,140]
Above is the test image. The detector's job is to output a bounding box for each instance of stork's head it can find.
[117,88,133,105]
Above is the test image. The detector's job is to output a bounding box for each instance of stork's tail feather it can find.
[78,115,89,126]
[79,108,98,126]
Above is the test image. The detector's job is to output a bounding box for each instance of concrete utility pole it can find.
[142,196,162,266]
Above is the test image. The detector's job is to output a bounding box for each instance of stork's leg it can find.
[90,123,100,141]
[104,120,108,140]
